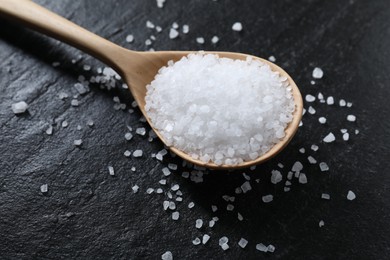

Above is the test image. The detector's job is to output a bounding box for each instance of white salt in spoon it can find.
[0,0,303,169]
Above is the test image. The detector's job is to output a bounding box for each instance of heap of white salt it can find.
[145,53,295,165]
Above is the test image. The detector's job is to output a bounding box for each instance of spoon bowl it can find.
[0,0,303,170]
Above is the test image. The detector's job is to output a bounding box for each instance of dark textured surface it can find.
[1,0,390,259]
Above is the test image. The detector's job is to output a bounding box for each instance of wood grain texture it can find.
[0,0,389,259]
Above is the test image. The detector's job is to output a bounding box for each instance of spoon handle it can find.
[0,0,130,73]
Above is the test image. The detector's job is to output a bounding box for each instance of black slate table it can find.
[1,0,389,259]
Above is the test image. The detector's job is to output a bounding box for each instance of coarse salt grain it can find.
[321,193,330,200]
[211,36,219,44]
[196,37,205,44]
[172,211,179,220]
[202,234,210,244]
[195,219,203,228]
[12,101,28,114]
[40,184,48,193]
[347,190,356,200]
[238,238,248,248]
[270,170,282,184]
[305,94,316,102]
[326,96,334,105]
[319,162,329,172]
[318,117,327,124]
[312,67,323,79]
[161,251,172,260]
[108,166,115,176]
[132,185,139,193]
[232,22,243,31]
[347,115,356,122]
[125,34,134,43]
[241,181,252,193]
[145,53,294,165]
[133,150,143,157]
[299,173,308,184]
[169,28,179,39]
[262,194,273,203]
[323,132,335,143]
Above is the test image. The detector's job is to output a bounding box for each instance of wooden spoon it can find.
[0,0,303,170]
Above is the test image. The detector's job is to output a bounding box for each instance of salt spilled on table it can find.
[145,53,295,165]
[12,101,28,114]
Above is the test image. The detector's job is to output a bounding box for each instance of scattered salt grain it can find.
[312,67,323,79]
[326,96,334,105]
[192,237,201,245]
[211,205,218,212]
[211,36,219,44]
[83,64,91,71]
[299,148,305,153]
[136,127,146,136]
[182,24,189,34]
[168,163,178,170]
[347,115,356,122]
[40,184,48,193]
[270,170,282,184]
[12,101,28,114]
[308,106,316,114]
[319,220,325,227]
[146,188,154,194]
[202,234,210,244]
[299,173,308,184]
[262,194,273,203]
[71,99,79,107]
[305,94,316,102]
[347,190,356,200]
[188,202,195,208]
[132,185,139,193]
[241,181,252,193]
[161,251,172,260]
[226,204,234,211]
[156,0,166,8]
[256,243,268,252]
[162,167,171,176]
[195,219,203,229]
[131,167,136,172]
[145,39,152,46]
[74,139,82,146]
[323,132,335,143]
[238,238,248,248]
[133,150,143,157]
[209,220,215,227]
[108,166,115,176]
[124,150,131,157]
[125,133,133,141]
[339,99,346,107]
[292,161,303,172]
[172,211,180,220]
[196,37,205,44]
[58,92,68,100]
[169,201,176,210]
[125,34,134,43]
[171,184,179,191]
[74,83,88,94]
[232,22,243,31]
[46,126,53,135]
[169,28,179,39]
[268,56,276,62]
[318,117,327,124]
[267,245,276,253]
[319,162,329,172]
[343,132,350,141]
[321,193,330,200]
[146,20,155,29]
[238,212,243,221]
[311,144,319,151]
[308,156,317,164]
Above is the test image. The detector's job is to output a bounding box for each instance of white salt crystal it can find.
[131,167,136,172]
[312,67,323,79]
[40,184,48,193]
[58,92,68,100]
[319,220,325,227]
[132,185,139,193]
[238,238,248,248]
[133,150,143,157]
[299,148,305,153]
[267,244,276,253]
[156,0,166,8]
[284,187,290,192]
[339,99,346,107]
[221,243,229,250]
[161,251,172,260]
[195,219,203,228]
[268,56,276,62]
[343,132,350,141]
[188,202,195,208]
[12,101,28,114]
[155,26,162,33]
[209,220,215,227]
[145,39,152,46]
[318,117,327,124]
[256,243,268,252]
[323,132,335,143]
[182,24,189,34]
[241,181,252,193]
[162,167,171,176]
[146,188,154,194]
[169,201,176,210]
[305,94,316,102]
[156,188,163,194]
[347,115,356,122]
[87,119,94,127]
[124,150,131,157]
[163,201,169,210]
[292,161,303,172]
[46,126,53,135]
[319,162,329,172]
[308,106,316,114]
[83,64,91,71]
[169,28,179,39]
[308,156,317,164]
[159,179,166,185]
[146,20,155,29]
[321,193,330,200]
[192,237,201,245]
[136,127,146,136]
[202,234,210,244]
[168,163,178,170]
[125,133,133,141]
[262,194,273,203]
[232,22,243,31]
[211,205,218,212]
[211,36,219,44]
[347,102,353,107]
[196,37,205,44]
[311,144,319,151]
[108,166,115,176]
[74,139,82,146]
[125,34,134,43]
[238,212,243,221]
[347,190,356,200]
[326,96,334,105]
[226,204,234,211]
[171,184,179,191]
[299,173,307,184]
[219,236,229,246]
[172,211,179,220]
[270,170,282,184]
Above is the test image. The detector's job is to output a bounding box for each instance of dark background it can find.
[1,0,389,259]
